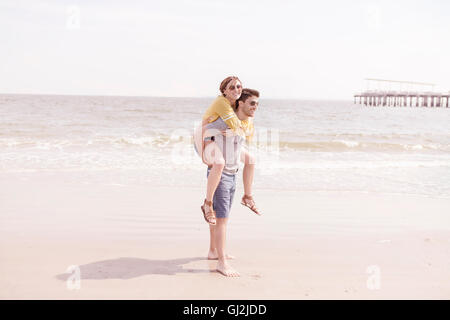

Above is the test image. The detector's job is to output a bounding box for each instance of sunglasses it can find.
[228,84,242,91]
[249,101,259,106]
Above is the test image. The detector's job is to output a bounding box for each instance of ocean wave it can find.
[1,134,450,154]
[0,136,173,149]
[256,159,450,170]
[279,140,450,153]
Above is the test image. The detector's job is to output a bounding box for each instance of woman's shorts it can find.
[193,136,214,157]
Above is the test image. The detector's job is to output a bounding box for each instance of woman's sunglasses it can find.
[228,85,242,91]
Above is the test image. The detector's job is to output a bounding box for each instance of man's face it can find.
[241,95,259,117]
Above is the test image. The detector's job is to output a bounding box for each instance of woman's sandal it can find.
[201,199,217,225]
[241,195,261,215]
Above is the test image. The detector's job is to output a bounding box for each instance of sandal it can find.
[241,195,261,215]
[201,199,217,225]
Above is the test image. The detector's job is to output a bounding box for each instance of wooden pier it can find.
[354,79,450,107]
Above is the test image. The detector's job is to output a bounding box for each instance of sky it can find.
[1,0,449,99]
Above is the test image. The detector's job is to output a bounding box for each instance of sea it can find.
[1,94,450,198]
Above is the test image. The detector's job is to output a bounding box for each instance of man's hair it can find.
[235,88,260,110]
[219,76,241,96]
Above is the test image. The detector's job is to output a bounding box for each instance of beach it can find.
[1,94,450,299]
[1,171,449,299]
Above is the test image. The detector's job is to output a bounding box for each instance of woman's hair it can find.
[219,76,241,96]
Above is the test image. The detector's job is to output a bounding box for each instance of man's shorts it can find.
[207,168,236,218]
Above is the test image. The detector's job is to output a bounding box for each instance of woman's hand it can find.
[221,129,234,137]
[221,128,245,137]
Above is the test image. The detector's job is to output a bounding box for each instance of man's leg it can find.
[208,172,239,277]
[208,170,235,260]
[208,224,235,260]
[215,218,239,277]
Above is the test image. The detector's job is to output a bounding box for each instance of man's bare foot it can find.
[216,260,240,277]
[207,249,235,260]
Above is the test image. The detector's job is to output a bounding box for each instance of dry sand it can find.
[1,171,450,299]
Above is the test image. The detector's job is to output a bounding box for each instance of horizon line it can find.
[0,91,353,102]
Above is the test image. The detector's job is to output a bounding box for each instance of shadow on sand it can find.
[55,256,210,281]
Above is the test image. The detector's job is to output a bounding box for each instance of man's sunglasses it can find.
[249,101,259,106]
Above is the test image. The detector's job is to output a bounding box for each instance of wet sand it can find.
[1,172,450,299]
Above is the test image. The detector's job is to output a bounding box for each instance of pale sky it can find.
[1,0,449,99]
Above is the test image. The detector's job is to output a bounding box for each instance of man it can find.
[203,88,260,277]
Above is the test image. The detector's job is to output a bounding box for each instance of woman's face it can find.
[223,79,242,101]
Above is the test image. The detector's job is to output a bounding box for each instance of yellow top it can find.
[203,96,254,142]
[203,96,241,131]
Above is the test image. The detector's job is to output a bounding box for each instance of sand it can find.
[1,171,450,299]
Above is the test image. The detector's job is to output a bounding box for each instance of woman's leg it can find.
[240,149,255,197]
[240,149,261,214]
[195,124,225,206]
[204,141,225,203]
[200,141,225,224]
